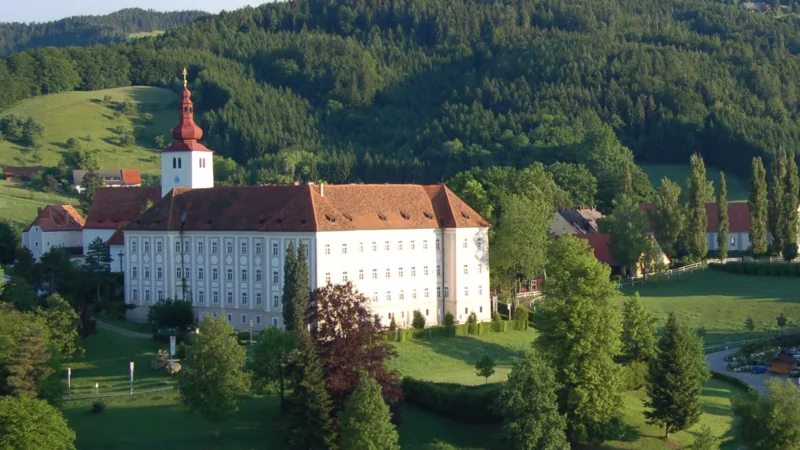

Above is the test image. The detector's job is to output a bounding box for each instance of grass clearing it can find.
[0,86,178,174]
[0,179,76,228]
[640,164,749,202]
[128,30,165,40]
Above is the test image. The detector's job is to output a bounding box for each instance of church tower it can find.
[161,68,214,198]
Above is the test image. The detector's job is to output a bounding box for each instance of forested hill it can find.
[0,8,207,55]
[2,0,800,196]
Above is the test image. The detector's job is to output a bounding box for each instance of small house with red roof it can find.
[22,205,85,260]
[576,234,670,277]
[3,166,40,181]
[770,353,798,375]
[72,169,142,193]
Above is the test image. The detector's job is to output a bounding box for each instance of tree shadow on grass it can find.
[415,335,527,367]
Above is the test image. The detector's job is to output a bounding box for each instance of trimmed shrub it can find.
[513,305,529,331]
[620,361,648,391]
[175,342,187,359]
[443,312,455,327]
[709,261,800,277]
[91,401,106,414]
[237,330,251,343]
[402,377,503,424]
[412,310,426,330]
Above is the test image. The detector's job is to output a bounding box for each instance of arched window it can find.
[172,157,177,169]
[178,158,182,169]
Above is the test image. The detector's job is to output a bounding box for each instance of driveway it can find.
[706,349,797,394]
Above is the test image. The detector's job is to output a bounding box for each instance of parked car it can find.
[789,367,800,378]
[751,365,768,374]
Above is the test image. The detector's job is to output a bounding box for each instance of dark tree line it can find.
[2,0,800,187]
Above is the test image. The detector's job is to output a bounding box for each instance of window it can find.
[272,271,279,284]
[463,265,468,275]
[388,312,393,320]
[385,268,391,278]
[372,242,377,252]
[144,266,150,279]
[411,267,416,277]
[325,273,331,283]
[477,238,484,251]
[212,268,218,281]
[342,243,347,254]
[172,267,179,279]
[373,292,378,302]
[397,241,403,251]
[255,242,262,255]
[436,239,440,250]
[479,286,483,295]
[423,240,428,250]
[226,314,232,323]
[480,306,483,313]
[399,290,405,300]
[410,240,416,250]
[183,241,190,252]
[227,268,233,281]
[464,308,468,315]
[444,287,450,298]
[359,242,364,252]
[198,268,204,280]
[241,242,247,255]
[184,267,191,279]
[226,241,233,254]
[157,290,163,301]
[213,312,219,318]
[372,269,378,279]
[272,318,279,327]
[241,269,247,282]
[198,291,204,303]
[424,266,429,276]
[256,269,262,282]
[197,241,204,253]
[730,236,736,246]
[175,241,181,253]
[325,244,331,255]
[437,287,442,299]
[157,267,163,280]
[478,265,483,274]
[156,241,162,253]
[342,272,348,282]
[385,241,390,251]
[256,293,262,305]
[436,265,441,276]
[241,292,248,305]
[386,292,392,302]
[401,312,405,319]
[132,289,138,301]
[272,295,279,308]
[412,290,417,299]
[131,241,138,253]
[212,242,218,254]
[272,243,279,255]
[131,266,138,279]
[213,291,219,304]
[424,288,429,298]
[256,316,261,325]
[462,238,468,249]
[464,287,469,296]
[143,241,150,253]
[145,290,151,302]
[398,268,404,277]
[227,292,233,304]
[172,157,177,169]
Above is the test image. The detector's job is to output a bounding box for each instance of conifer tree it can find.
[281,241,298,331]
[749,157,769,256]
[7,321,53,398]
[768,153,786,250]
[621,292,657,362]
[650,178,685,258]
[339,373,400,450]
[292,242,310,332]
[716,172,729,260]
[781,154,799,260]
[645,313,709,439]
[496,349,569,450]
[685,155,711,261]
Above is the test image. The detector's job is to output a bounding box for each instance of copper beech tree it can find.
[308,282,403,422]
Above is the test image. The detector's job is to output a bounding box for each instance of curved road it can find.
[706,349,797,394]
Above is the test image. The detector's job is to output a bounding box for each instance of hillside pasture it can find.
[0,179,76,228]
[640,163,750,202]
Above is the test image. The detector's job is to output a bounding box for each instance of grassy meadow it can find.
[0,179,77,227]
[128,30,166,40]
[0,86,178,174]
[640,163,750,202]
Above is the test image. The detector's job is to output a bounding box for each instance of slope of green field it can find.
[640,164,750,202]
[0,86,178,175]
[0,179,76,228]
[128,30,165,40]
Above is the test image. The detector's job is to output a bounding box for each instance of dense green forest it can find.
[0,8,207,56]
[2,0,800,207]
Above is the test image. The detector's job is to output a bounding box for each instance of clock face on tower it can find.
[174,176,181,185]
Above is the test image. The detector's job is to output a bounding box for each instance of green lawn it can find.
[640,163,749,202]
[0,179,77,228]
[97,318,153,334]
[621,270,800,346]
[0,86,178,175]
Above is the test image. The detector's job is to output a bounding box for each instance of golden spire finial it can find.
[182,67,188,88]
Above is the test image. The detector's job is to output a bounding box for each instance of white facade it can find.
[22,226,83,260]
[123,227,491,330]
[160,151,214,198]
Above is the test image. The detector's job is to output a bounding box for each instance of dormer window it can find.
[400,210,410,220]
[423,211,434,220]
[377,213,387,222]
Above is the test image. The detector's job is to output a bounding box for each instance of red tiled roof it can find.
[4,166,40,176]
[574,234,618,266]
[120,170,142,185]
[126,184,489,232]
[107,228,125,245]
[24,205,84,232]
[642,202,752,232]
[84,187,161,229]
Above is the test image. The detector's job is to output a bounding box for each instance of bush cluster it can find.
[620,361,648,391]
[390,320,504,342]
[401,378,503,424]
[709,262,800,277]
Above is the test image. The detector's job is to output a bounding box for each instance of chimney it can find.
[320,183,324,197]
[37,207,43,215]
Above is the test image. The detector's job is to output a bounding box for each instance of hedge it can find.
[390,320,511,342]
[709,262,800,277]
[710,371,758,396]
[401,377,503,424]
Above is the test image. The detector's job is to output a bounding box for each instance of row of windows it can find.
[364,285,482,303]
[202,312,279,327]
[132,288,282,308]
[131,240,296,257]
[326,265,441,283]
[385,306,484,321]
[131,266,280,284]
[323,237,484,255]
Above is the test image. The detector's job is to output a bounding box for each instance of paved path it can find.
[706,349,795,394]
[96,320,152,339]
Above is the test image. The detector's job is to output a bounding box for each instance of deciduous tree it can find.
[693,426,720,450]
[645,313,709,439]
[177,314,250,439]
[251,327,296,404]
[0,396,75,450]
[717,172,729,260]
[475,354,496,383]
[735,379,800,449]
[7,320,53,399]
[78,168,101,215]
[621,292,657,362]
[749,157,769,256]
[36,294,81,359]
[534,237,622,443]
[0,219,20,265]
[339,373,401,450]
[649,179,685,258]
[496,349,569,450]
[601,193,649,273]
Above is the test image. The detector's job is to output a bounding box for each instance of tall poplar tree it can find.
[534,237,622,443]
[685,155,711,261]
[293,242,310,332]
[749,157,769,256]
[645,313,709,439]
[781,154,799,260]
[768,153,786,250]
[650,179,685,258]
[281,241,298,331]
[716,172,729,260]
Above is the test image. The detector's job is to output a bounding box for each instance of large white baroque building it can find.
[121,80,491,330]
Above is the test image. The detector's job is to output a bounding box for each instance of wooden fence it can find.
[618,261,707,288]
